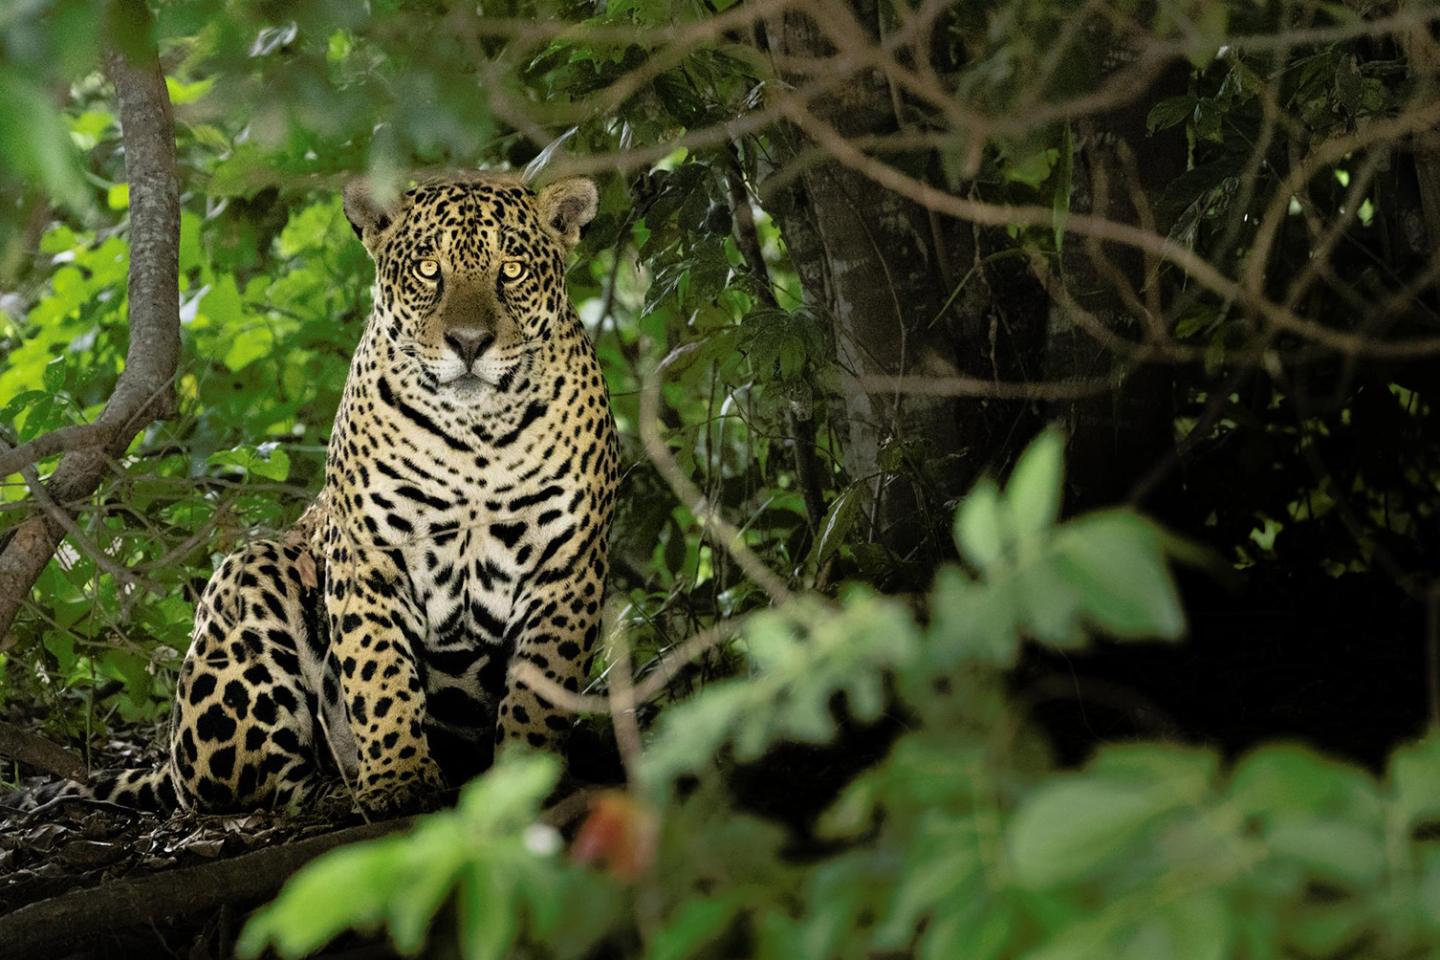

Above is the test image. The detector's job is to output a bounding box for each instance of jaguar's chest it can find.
[346,444,584,624]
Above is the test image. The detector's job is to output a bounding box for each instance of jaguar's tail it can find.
[24,764,180,812]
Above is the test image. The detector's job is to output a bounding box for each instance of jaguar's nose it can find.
[444,329,495,368]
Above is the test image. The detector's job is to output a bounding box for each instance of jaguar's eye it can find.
[499,261,528,282]
[413,259,441,281]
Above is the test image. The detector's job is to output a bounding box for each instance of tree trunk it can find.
[0,0,180,644]
[757,3,1041,567]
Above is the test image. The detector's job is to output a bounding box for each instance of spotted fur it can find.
[62,174,616,814]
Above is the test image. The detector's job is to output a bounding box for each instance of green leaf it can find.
[208,445,291,482]
[812,483,863,564]
[456,862,516,960]
[648,895,744,960]
[1088,743,1217,801]
[1389,734,1440,827]
[0,68,91,213]
[1267,817,1384,888]
[875,816,980,947]
[1284,900,1369,957]
[1186,4,1229,67]
[179,210,204,275]
[457,752,563,831]
[1229,745,1380,823]
[955,478,1006,572]
[1120,892,1230,960]
[1003,146,1056,189]
[1006,427,1065,539]
[223,327,275,372]
[165,75,216,105]
[237,839,404,957]
[200,274,244,330]
[42,356,66,393]
[1052,511,1184,639]
[1014,557,1083,648]
[1193,99,1222,144]
[919,894,1017,960]
[388,834,467,953]
[1007,776,1181,888]
[1147,96,1198,134]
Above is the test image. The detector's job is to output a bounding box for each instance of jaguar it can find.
[57,172,618,814]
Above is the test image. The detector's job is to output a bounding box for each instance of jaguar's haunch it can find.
[63,174,618,813]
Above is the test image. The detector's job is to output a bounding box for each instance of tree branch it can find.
[0,720,86,783]
[0,817,412,959]
[0,0,180,644]
[0,424,111,481]
[721,144,829,534]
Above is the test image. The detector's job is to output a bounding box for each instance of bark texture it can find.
[759,3,1039,563]
[0,0,180,644]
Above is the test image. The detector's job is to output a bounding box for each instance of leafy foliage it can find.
[239,436,1440,960]
[2,0,1439,955]
[238,754,618,960]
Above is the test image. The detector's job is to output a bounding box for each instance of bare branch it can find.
[0,0,180,642]
[0,817,412,959]
[0,424,111,481]
[0,720,86,783]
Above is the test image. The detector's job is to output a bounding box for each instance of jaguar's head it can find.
[343,174,597,395]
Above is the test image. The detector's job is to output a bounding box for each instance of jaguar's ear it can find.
[537,177,598,250]
[343,179,406,256]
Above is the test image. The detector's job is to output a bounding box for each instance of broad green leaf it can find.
[1088,743,1218,801]
[1147,96,1197,134]
[1003,146,1057,189]
[956,478,1006,572]
[1388,733,1440,827]
[67,109,114,149]
[200,274,245,330]
[223,327,275,371]
[1228,745,1380,823]
[1284,901,1369,957]
[1014,557,1083,648]
[456,861,516,960]
[874,816,980,947]
[756,910,805,960]
[388,834,467,953]
[1006,427,1065,539]
[1052,511,1184,639]
[237,840,405,957]
[1119,892,1230,960]
[179,210,204,275]
[165,75,215,105]
[208,445,291,482]
[457,752,562,831]
[1186,4,1229,67]
[0,68,91,213]
[1007,776,1181,888]
[42,356,66,393]
[919,894,1017,960]
[643,681,751,784]
[648,895,745,960]
[1266,817,1384,888]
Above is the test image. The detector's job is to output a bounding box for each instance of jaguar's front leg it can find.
[497,564,606,752]
[325,546,443,812]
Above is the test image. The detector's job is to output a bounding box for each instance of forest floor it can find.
[0,729,411,959]
[0,719,632,959]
